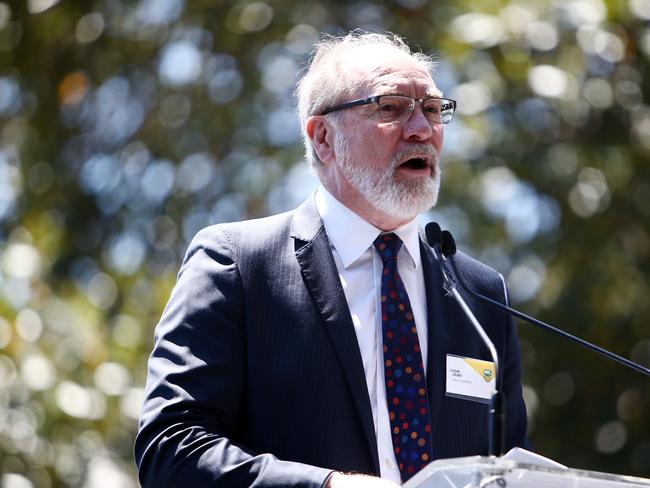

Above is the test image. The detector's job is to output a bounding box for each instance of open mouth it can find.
[400,157,429,170]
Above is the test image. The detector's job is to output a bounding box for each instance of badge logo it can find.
[447,355,496,404]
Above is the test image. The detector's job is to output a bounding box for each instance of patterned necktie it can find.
[374,233,433,482]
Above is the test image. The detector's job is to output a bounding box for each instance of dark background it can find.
[0,0,648,485]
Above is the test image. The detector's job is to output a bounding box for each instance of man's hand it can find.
[326,472,401,487]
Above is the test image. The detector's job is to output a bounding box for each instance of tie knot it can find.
[373,233,403,263]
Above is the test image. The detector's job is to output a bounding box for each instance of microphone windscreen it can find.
[425,222,442,247]
[441,230,457,257]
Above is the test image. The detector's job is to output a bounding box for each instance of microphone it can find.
[440,229,650,378]
[425,222,455,295]
[441,230,456,257]
[424,221,443,249]
[424,222,506,456]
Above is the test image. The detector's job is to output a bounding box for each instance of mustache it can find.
[390,144,439,170]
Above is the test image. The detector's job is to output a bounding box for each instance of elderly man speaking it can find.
[135,31,528,487]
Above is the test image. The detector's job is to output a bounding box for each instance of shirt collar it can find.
[315,186,422,270]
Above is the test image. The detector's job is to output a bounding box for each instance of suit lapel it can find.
[291,198,380,473]
[420,238,451,457]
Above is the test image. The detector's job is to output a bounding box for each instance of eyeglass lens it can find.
[377,96,454,125]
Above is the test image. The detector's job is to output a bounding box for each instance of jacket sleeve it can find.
[134,226,334,487]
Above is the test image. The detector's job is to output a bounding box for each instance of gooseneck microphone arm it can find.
[440,230,650,378]
[424,223,505,456]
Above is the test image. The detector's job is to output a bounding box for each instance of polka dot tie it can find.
[374,233,433,482]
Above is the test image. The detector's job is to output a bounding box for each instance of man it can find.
[135,32,528,487]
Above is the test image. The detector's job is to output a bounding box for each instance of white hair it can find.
[295,31,436,170]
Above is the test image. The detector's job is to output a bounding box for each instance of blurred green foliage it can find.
[0,0,649,486]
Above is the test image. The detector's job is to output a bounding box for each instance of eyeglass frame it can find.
[320,94,458,125]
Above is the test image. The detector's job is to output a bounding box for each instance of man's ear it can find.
[306,116,335,164]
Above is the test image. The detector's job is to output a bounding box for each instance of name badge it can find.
[446,354,495,404]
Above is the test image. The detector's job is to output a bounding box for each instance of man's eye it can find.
[379,103,400,113]
[424,103,440,114]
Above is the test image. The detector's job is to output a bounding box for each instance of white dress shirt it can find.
[315,187,429,483]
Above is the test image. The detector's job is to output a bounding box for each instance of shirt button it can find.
[384,459,394,469]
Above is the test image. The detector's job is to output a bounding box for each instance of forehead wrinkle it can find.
[369,77,442,98]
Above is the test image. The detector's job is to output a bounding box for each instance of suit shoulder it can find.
[186,210,298,269]
[454,250,500,278]
[193,210,294,246]
[453,250,506,299]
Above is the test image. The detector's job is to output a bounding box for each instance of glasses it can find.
[321,94,457,125]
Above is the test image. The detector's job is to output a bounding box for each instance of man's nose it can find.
[402,105,435,142]
[402,102,443,145]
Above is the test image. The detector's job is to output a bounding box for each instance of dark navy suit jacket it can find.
[135,197,528,487]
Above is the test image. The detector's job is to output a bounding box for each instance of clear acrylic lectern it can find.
[403,456,650,488]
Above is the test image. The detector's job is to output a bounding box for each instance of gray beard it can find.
[336,137,441,221]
